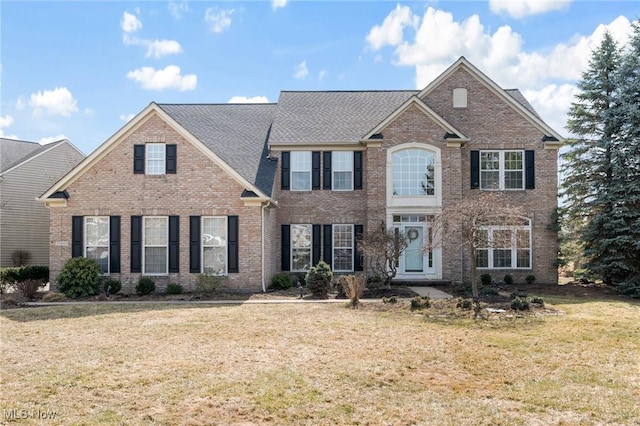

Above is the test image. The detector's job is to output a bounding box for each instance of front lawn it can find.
[1,296,638,425]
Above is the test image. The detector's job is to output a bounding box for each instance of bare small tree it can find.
[431,192,526,299]
[358,222,409,287]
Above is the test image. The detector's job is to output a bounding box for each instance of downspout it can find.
[261,201,271,293]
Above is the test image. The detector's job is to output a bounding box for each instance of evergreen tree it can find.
[608,21,640,285]
[561,31,622,283]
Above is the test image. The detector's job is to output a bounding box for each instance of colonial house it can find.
[39,57,562,292]
[1,138,84,267]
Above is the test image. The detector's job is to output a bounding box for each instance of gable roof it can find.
[269,90,416,145]
[419,56,563,140]
[158,103,278,197]
[1,138,83,175]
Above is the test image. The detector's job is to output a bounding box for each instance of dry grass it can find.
[1,297,639,425]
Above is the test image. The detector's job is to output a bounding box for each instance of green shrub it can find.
[456,298,473,310]
[480,274,492,286]
[480,287,499,296]
[525,274,536,285]
[103,278,122,295]
[410,295,431,311]
[503,274,514,285]
[0,266,49,286]
[56,258,102,298]
[270,272,294,290]
[530,296,545,306]
[166,283,184,294]
[135,278,156,295]
[195,273,219,295]
[615,278,640,298]
[305,261,333,298]
[510,297,530,311]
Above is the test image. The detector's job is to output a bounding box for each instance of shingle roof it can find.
[505,89,540,119]
[0,138,65,173]
[269,91,417,144]
[158,103,278,197]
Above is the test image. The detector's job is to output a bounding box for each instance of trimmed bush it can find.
[457,298,473,310]
[530,296,545,306]
[1,266,49,286]
[525,274,536,285]
[103,278,122,295]
[305,261,332,298]
[166,283,184,294]
[510,297,530,311]
[56,258,102,298]
[480,274,492,286]
[135,278,156,295]
[195,273,219,295]
[504,274,514,285]
[270,272,294,290]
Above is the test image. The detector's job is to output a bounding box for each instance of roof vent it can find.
[453,88,467,108]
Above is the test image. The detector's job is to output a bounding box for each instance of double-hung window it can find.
[291,224,312,271]
[333,224,354,272]
[332,152,353,191]
[146,144,166,175]
[480,151,524,190]
[202,217,227,275]
[291,151,312,191]
[144,217,168,274]
[85,216,109,274]
[476,219,531,269]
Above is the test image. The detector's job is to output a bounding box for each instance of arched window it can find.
[392,149,435,196]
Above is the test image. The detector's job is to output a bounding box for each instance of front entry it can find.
[393,215,439,279]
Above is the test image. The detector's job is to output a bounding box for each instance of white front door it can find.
[394,218,437,277]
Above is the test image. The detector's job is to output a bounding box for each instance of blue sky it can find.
[1,1,638,155]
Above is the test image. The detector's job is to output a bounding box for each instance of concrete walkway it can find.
[409,287,453,299]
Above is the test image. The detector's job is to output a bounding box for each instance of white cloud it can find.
[205,7,234,33]
[272,0,288,10]
[294,61,309,79]
[0,115,13,128]
[121,11,142,33]
[366,7,633,136]
[489,0,572,19]
[228,96,270,104]
[366,4,419,50]
[29,87,78,117]
[319,70,327,81]
[39,134,67,145]
[126,65,197,91]
[168,1,189,19]
[146,39,182,58]
[120,113,136,122]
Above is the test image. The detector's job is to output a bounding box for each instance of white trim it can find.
[290,223,312,272]
[476,220,532,270]
[479,150,525,191]
[332,224,354,273]
[387,143,443,209]
[290,151,312,192]
[332,151,354,192]
[84,216,110,275]
[201,216,228,276]
[142,216,169,276]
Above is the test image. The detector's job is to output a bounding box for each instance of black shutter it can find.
[281,152,290,190]
[71,216,83,258]
[354,224,364,271]
[110,216,121,273]
[323,225,332,269]
[228,216,239,273]
[323,151,332,190]
[166,144,177,174]
[312,151,321,190]
[354,151,363,190]
[130,216,142,273]
[312,224,321,266]
[470,150,480,189]
[134,145,145,174]
[189,216,201,273]
[281,225,290,271]
[525,150,535,189]
[168,216,179,273]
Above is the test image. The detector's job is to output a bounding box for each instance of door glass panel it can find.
[404,226,424,273]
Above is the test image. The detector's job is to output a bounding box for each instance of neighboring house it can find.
[1,138,85,267]
[40,57,563,292]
